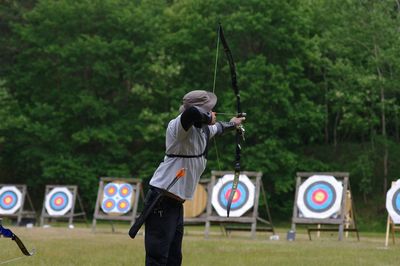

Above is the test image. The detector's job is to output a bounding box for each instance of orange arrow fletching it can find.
[176,168,186,179]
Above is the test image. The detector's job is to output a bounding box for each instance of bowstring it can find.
[0,256,26,265]
[212,25,222,173]
[212,26,220,94]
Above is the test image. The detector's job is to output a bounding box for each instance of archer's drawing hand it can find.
[209,112,217,125]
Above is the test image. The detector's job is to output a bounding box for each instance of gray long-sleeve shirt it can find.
[149,114,218,200]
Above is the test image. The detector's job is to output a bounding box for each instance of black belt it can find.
[150,186,185,204]
[165,153,204,158]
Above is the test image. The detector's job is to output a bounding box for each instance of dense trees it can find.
[1,0,400,218]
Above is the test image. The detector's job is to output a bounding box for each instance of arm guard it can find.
[215,121,236,136]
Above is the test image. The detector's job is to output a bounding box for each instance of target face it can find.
[101,182,134,215]
[386,180,400,224]
[297,175,343,219]
[0,186,22,214]
[45,187,73,216]
[102,198,116,212]
[104,183,118,197]
[211,174,255,217]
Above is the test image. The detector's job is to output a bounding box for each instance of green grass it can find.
[1,224,400,266]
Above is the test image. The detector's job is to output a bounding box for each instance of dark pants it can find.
[144,188,184,266]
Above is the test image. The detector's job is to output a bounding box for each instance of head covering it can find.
[179,90,217,113]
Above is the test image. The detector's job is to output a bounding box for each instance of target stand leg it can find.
[385,215,391,247]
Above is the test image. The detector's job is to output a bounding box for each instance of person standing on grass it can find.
[143,90,245,265]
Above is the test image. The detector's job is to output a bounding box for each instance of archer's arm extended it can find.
[215,116,245,136]
[180,106,214,130]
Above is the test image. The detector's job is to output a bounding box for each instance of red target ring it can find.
[224,189,242,204]
[312,189,327,204]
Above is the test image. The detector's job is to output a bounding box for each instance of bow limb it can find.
[217,23,244,217]
[12,234,35,256]
[0,224,35,256]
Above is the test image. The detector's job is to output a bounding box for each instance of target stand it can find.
[92,177,143,233]
[205,171,275,239]
[0,184,36,225]
[385,180,400,247]
[183,179,211,225]
[40,185,87,227]
[291,172,359,241]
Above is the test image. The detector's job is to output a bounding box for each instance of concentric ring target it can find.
[45,187,73,216]
[297,175,343,219]
[101,182,135,215]
[119,184,133,198]
[50,192,69,211]
[102,198,116,213]
[211,174,255,217]
[117,199,130,213]
[386,180,400,223]
[0,186,22,214]
[218,182,248,211]
[304,182,336,212]
[104,183,118,197]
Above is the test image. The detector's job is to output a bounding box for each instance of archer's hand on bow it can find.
[230,116,245,140]
[230,116,245,126]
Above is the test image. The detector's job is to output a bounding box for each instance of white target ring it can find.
[0,186,22,214]
[386,179,400,224]
[211,174,255,217]
[297,175,343,219]
[45,187,73,216]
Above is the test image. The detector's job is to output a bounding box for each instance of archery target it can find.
[212,174,255,217]
[297,175,343,219]
[45,187,73,216]
[0,186,22,215]
[386,179,400,224]
[101,182,135,215]
[104,183,118,197]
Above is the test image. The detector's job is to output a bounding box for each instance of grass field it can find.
[1,223,400,266]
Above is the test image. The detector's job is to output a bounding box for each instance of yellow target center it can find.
[119,202,126,208]
[232,191,239,201]
[106,202,113,208]
[5,196,12,204]
[314,191,326,202]
[55,198,62,205]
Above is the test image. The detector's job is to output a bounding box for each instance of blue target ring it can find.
[49,192,69,211]
[392,189,400,216]
[303,181,336,213]
[102,198,116,212]
[0,191,18,210]
[104,183,118,197]
[218,181,249,211]
[119,184,132,198]
[116,199,130,213]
